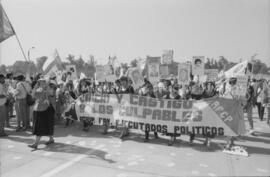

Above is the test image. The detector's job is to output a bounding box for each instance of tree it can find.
[0,65,7,74]
[130,58,138,67]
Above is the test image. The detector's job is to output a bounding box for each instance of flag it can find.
[0,3,15,43]
[35,56,48,71]
[43,49,63,75]
[224,60,248,78]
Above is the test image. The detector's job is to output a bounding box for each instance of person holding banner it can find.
[164,85,181,146]
[138,83,159,142]
[119,76,134,139]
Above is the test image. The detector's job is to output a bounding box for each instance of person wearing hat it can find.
[28,78,56,149]
[0,74,9,137]
[6,73,15,122]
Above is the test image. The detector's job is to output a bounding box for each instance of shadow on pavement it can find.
[1,131,116,164]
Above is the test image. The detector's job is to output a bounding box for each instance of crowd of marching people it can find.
[0,71,270,149]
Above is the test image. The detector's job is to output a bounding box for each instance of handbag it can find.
[21,83,35,106]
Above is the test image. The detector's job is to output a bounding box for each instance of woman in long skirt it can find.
[28,79,56,149]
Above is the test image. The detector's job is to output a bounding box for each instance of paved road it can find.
[0,112,270,177]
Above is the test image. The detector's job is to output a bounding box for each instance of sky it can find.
[0,0,269,66]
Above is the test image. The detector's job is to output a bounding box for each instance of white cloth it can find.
[15,81,31,99]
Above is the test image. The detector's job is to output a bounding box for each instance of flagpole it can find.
[14,34,29,62]
[1,3,28,62]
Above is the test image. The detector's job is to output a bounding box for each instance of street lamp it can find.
[27,46,35,61]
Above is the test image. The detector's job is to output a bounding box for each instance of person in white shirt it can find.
[0,74,8,136]
[14,75,30,131]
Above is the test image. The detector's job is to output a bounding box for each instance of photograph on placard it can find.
[65,64,78,81]
[178,63,190,85]
[192,56,205,76]
[129,68,144,89]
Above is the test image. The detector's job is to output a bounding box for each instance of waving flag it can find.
[224,60,248,78]
[43,49,63,75]
[0,3,15,43]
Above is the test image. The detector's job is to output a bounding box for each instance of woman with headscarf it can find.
[28,79,56,149]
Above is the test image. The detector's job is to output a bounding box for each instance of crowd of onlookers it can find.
[0,72,270,148]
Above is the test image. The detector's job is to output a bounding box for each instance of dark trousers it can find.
[256,102,265,120]
[145,131,158,139]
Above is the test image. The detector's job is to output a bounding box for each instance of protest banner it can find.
[147,56,161,84]
[159,65,169,79]
[66,64,78,80]
[192,56,204,76]
[162,50,174,64]
[127,67,144,89]
[178,63,190,85]
[205,69,218,81]
[73,94,246,136]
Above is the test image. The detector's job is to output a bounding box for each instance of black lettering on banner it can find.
[159,100,165,108]
[218,127,224,136]
[211,127,217,135]
[130,95,138,105]
[174,126,180,134]
[145,124,150,131]
[133,122,138,129]
[162,110,171,121]
[162,125,167,133]
[152,110,162,120]
[195,126,201,134]
[139,122,144,129]
[171,111,180,122]
[139,96,147,107]
[173,100,181,109]
[180,126,186,134]
[205,126,211,135]
[183,100,193,109]
[148,98,157,107]
[106,105,113,114]
[128,121,133,128]
[116,94,123,103]
[143,108,152,118]
[156,125,162,132]
[150,124,156,131]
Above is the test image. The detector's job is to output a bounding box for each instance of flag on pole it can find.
[224,60,248,78]
[35,56,48,71]
[0,3,15,43]
[43,49,63,75]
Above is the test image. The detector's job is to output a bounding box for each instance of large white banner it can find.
[74,94,246,136]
